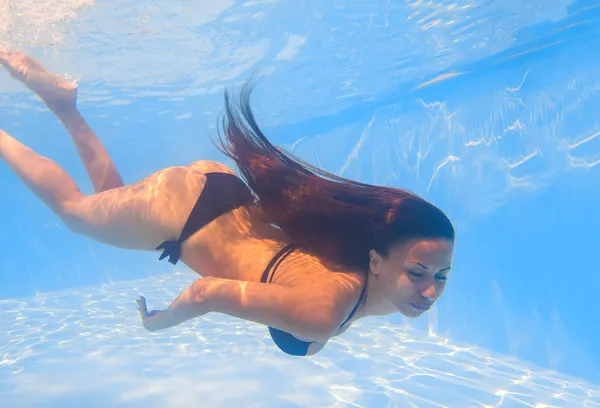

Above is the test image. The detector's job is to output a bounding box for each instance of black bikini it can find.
[156,172,254,265]
[260,243,367,356]
[157,172,367,356]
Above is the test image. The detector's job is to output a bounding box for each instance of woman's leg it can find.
[0,128,205,250]
[0,50,123,193]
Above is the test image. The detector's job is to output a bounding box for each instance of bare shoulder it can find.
[271,248,365,322]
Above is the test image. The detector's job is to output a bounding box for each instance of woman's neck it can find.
[356,273,397,318]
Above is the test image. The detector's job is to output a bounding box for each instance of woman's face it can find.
[369,237,454,317]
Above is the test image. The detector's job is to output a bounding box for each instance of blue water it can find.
[1,0,599,406]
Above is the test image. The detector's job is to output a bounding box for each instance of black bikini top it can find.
[261,244,368,356]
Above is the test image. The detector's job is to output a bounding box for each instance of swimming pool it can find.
[1,0,599,406]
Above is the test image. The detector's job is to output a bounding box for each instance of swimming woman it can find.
[0,50,454,356]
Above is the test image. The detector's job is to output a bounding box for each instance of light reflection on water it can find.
[1,272,598,407]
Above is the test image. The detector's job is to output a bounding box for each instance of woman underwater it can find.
[0,50,454,356]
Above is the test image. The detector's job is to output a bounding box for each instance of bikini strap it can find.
[260,244,297,283]
[339,278,368,328]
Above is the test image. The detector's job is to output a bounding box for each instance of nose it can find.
[420,282,437,302]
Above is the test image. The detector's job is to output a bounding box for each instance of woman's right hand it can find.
[135,295,170,332]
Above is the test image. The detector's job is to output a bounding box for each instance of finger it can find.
[140,297,150,313]
[135,299,147,316]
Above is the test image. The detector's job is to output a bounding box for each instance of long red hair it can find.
[215,80,455,272]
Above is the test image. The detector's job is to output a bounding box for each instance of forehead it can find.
[391,238,454,264]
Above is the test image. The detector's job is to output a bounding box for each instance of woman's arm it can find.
[137,277,343,342]
[136,279,209,331]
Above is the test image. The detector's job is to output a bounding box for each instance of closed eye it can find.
[409,271,447,281]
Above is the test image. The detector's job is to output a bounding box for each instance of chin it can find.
[402,309,423,319]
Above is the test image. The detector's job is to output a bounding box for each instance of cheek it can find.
[389,274,414,296]
[387,276,420,315]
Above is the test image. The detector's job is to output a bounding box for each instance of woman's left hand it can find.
[135,295,168,331]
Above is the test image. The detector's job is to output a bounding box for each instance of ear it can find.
[369,249,383,276]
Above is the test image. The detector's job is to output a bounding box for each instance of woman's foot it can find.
[0,50,77,112]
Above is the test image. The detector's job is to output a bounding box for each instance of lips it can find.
[410,302,432,311]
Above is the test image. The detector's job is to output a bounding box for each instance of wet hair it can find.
[215,80,455,273]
